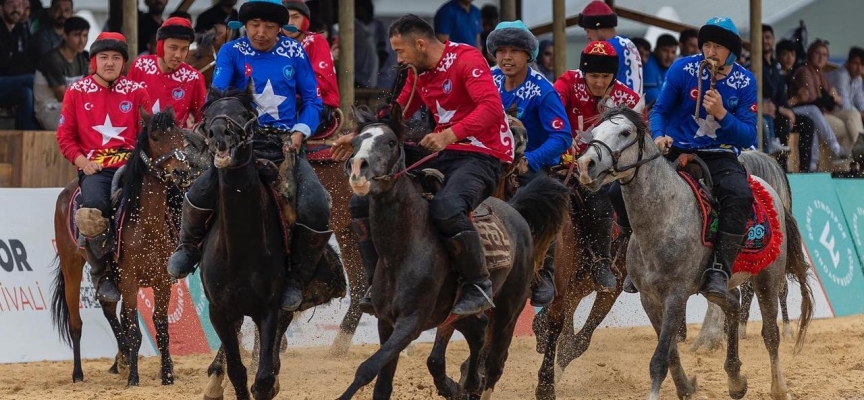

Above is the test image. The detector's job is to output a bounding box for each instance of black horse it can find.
[193,84,344,400]
[339,105,570,399]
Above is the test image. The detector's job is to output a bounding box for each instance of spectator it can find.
[28,0,71,57]
[642,33,676,104]
[434,0,481,49]
[536,39,554,81]
[630,36,650,66]
[678,28,698,57]
[776,39,799,85]
[168,10,191,21]
[577,0,642,94]
[0,0,37,129]
[828,46,864,114]
[106,0,166,54]
[789,39,852,167]
[194,0,237,33]
[479,4,498,65]
[34,15,88,130]
[354,0,385,88]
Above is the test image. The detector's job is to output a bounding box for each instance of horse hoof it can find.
[535,383,556,400]
[162,374,175,385]
[108,363,119,374]
[72,373,84,383]
[729,377,747,399]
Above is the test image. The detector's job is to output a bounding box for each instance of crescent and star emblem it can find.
[84,102,93,111]
[471,68,482,78]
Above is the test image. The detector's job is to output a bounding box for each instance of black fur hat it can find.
[239,0,289,26]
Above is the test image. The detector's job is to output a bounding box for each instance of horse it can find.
[576,106,813,400]
[195,86,344,400]
[186,24,228,88]
[50,108,201,386]
[338,104,570,399]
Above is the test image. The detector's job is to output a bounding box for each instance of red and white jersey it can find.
[127,55,206,128]
[301,32,339,108]
[554,69,640,138]
[397,41,512,163]
[57,76,152,169]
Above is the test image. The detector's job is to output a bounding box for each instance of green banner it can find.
[833,179,864,270]
[185,274,222,350]
[788,174,864,316]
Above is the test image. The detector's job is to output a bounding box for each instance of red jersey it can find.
[301,32,339,108]
[57,76,152,169]
[397,41,512,163]
[554,69,640,139]
[127,55,206,128]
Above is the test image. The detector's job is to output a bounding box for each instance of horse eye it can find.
[388,140,396,147]
[619,129,631,137]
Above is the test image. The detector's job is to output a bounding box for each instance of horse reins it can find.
[693,59,725,120]
[139,148,190,184]
[586,122,662,186]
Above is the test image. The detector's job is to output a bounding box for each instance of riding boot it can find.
[700,231,745,306]
[283,223,332,311]
[351,217,379,315]
[75,208,120,302]
[167,197,213,280]
[530,240,556,307]
[444,231,495,316]
[583,217,617,293]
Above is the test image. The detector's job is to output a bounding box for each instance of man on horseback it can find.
[642,17,757,303]
[554,41,641,292]
[167,0,330,312]
[128,17,206,128]
[55,32,152,302]
[486,20,571,305]
[282,0,340,136]
[332,14,512,316]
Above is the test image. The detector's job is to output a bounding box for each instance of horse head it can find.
[200,82,258,168]
[346,103,406,196]
[137,106,196,188]
[575,105,656,190]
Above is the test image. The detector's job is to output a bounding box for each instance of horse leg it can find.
[427,324,459,399]
[339,316,420,400]
[779,280,793,340]
[738,280,756,339]
[331,225,363,358]
[119,292,143,387]
[204,346,227,400]
[210,307,249,400]
[642,294,691,400]
[269,312,294,397]
[371,321,398,400]
[62,253,86,382]
[483,298,523,400]
[720,296,748,399]
[690,302,726,352]
[251,310,279,400]
[453,315,489,398]
[100,300,126,374]
[754,273,790,400]
[558,288,620,370]
[536,294,569,400]
[153,283,175,385]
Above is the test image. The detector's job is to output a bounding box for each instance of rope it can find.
[694,59,721,121]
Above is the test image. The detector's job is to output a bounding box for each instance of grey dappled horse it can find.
[576,106,813,400]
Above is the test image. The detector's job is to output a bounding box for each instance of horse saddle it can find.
[675,155,782,275]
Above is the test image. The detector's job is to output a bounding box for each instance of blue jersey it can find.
[649,54,758,155]
[608,35,643,95]
[212,36,323,137]
[642,54,669,105]
[492,66,571,172]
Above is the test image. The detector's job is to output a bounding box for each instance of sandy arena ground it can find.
[0,315,862,400]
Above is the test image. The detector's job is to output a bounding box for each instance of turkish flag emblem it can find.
[551,117,564,130]
[689,88,699,100]
[750,103,758,113]
[244,63,253,77]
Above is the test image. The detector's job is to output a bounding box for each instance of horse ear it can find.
[244,78,255,98]
[352,105,372,128]
[632,97,646,114]
[390,103,405,142]
[139,105,152,127]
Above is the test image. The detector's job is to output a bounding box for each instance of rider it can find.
[56,32,151,302]
[282,0,340,135]
[166,0,329,312]
[577,0,643,95]
[554,41,640,293]
[486,20,571,306]
[636,17,757,303]
[127,17,206,128]
[332,14,512,316]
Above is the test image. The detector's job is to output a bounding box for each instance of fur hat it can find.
[89,32,129,60]
[157,17,195,42]
[580,41,619,76]
[486,20,539,61]
[578,1,617,29]
[239,0,289,26]
[283,0,310,31]
[698,16,742,63]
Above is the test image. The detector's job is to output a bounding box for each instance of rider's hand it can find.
[330,132,356,162]
[284,131,304,153]
[75,155,102,175]
[654,136,673,155]
[703,89,728,120]
[420,129,457,152]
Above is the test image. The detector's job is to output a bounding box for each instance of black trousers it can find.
[350,147,502,238]
[78,169,118,218]
[610,148,753,235]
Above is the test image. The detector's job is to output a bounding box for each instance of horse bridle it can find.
[586,125,661,186]
[200,97,259,148]
[139,148,190,185]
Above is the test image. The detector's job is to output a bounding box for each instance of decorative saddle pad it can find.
[471,203,512,271]
[678,172,782,275]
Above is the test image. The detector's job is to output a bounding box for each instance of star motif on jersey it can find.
[435,101,456,124]
[694,115,721,139]
[92,115,127,145]
[254,80,288,120]
[151,99,161,114]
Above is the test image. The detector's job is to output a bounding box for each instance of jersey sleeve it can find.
[211,44,236,91]
[293,49,323,138]
[525,91,572,171]
[717,75,758,149]
[56,91,81,164]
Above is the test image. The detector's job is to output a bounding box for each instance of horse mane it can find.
[194,30,217,58]
[122,111,178,218]
[205,87,255,111]
[598,106,648,137]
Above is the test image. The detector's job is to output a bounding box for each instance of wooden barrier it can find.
[0,130,77,188]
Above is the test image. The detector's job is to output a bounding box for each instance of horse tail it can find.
[783,208,813,354]
[509,176,571,271]
[50,255,72,347]
[739,151,792,210]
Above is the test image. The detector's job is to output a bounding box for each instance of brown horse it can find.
[186,24,229,88]
[50,109,201,386]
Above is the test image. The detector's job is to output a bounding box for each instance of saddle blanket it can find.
[471,203,512,271]
[679,173,783,275]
